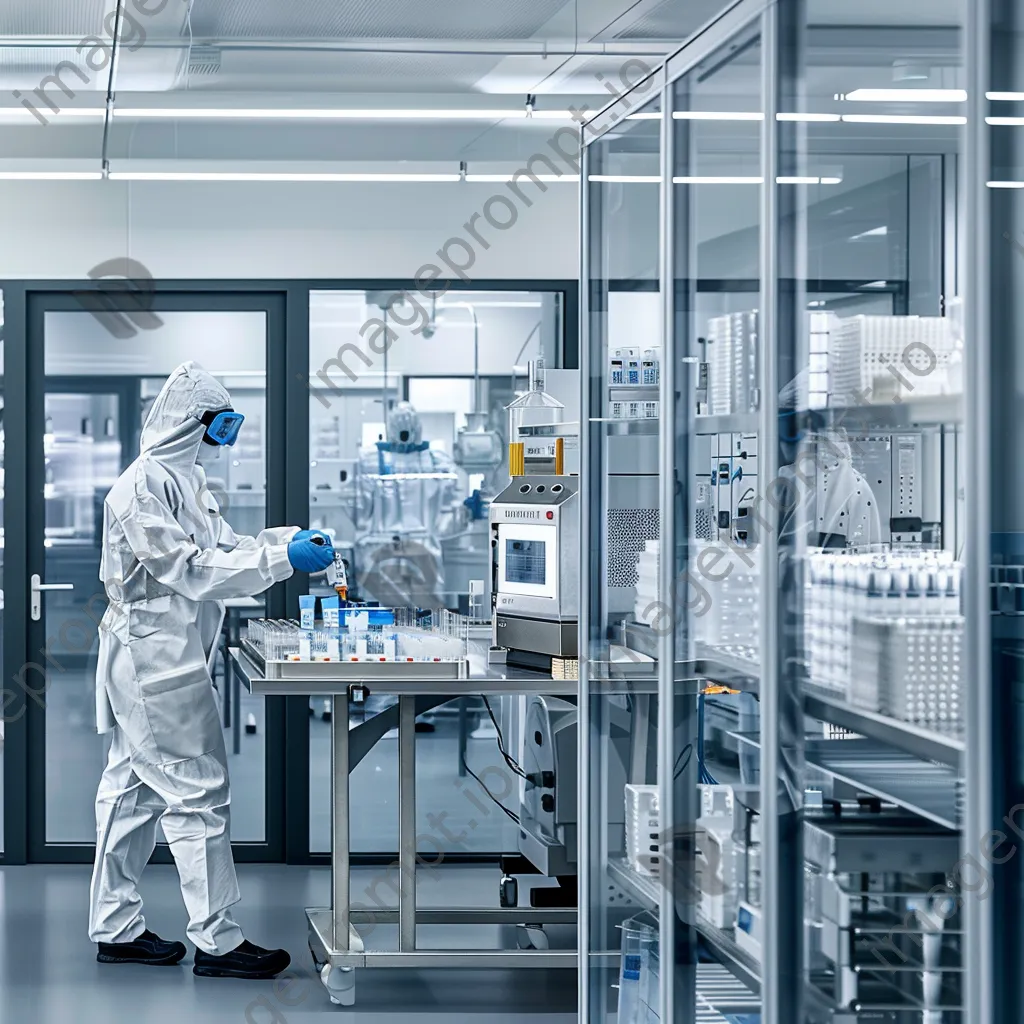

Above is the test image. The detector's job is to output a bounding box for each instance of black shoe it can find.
[193,939,291,979]
[97,929,187,966]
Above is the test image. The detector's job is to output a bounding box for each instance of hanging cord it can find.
[459,752,521,825]
[697,693,718,786]
[481,696,527,778]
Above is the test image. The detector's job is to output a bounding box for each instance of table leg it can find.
[230,613,242,755]
[332,694,351,952]
[398,696,417,951]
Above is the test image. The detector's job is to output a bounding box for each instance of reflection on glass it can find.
[788,21,965,1022]
[307,288,562,854]
[583,92,662,1021]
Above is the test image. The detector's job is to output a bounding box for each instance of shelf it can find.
[824,393,962,429]
[695,412,760,434]
[607,856,659,913]
[606,858,762,996]
[804,691,964,767]
[693,644,760,696]
[733,732,961,831]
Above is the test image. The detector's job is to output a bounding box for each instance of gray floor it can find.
[0,863,578,1022]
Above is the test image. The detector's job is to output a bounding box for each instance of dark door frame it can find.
[0,278,578,866]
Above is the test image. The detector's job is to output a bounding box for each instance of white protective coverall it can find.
[88,362,298,954]
[813,430,883,548]
[356,402,458,608]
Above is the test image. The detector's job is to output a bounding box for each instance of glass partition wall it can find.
[581,1,972,1022]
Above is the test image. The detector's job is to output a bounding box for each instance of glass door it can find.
[23,292,286,860]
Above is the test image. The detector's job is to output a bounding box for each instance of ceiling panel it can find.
[608,0,729,41]
[189,0,574,40]
[2,0,113,35]
[176,50,505,93]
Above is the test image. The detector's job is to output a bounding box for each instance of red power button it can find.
[546,511,554,520]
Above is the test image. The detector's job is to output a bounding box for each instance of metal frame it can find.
[0,276,577,866]
[15,285,292,864]
[964,4,994,1022]
[231,646,578,997]
[580,3,771,1023]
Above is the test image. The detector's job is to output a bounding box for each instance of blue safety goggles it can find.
[200,408,245,446]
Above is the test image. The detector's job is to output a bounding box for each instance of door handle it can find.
[30,573,74,622]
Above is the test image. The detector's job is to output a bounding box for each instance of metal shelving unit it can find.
[579,2,985,1022]
[733,733,962,830]
[804,692,964,768]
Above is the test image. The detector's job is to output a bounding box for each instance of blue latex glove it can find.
[288,537,335,573]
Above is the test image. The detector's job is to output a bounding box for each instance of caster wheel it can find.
[499,874,518,908]
[321,963,355,1006]
[516,924,549,950]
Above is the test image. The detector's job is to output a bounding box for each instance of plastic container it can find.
[618,913,657,1024]
[299,595,316,630]
[640,939,661,1022]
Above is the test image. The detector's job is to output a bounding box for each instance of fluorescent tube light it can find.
[672,110,763,121]
[112,107,571,121]
[625,112,662,120]
[986,117,1024,126]
[589,175,842,186]
[107,171,462,182]
[777,112,841,122]
[988,92,1024,101]
[674,175,762,184]
[588,174,660,183]
[841,114,966,125]
[778,175,843,185]
[842,88,966,103]
[987,180,1024,188]
[465,173,578,183]
[0,170,103,180]
[5,107,105,119]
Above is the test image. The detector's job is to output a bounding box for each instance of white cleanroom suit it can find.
[88,362,299,954]
[356,402,458,607]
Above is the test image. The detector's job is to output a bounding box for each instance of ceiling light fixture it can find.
[588,174,661,183]
[672,111,763,121]
[5,107,106,119]
[625,111,663,120]
[986,116,1024,126]
[842,88,966,103]
[987,92,1024,101]
[107,171,463,182]
[589,175,841,185]
[465,173,578,183]
[0,170,103,180]
[674,175,763,184]
[987,180,1024,188]
[840,114,966,125]
[112,107,574,121]
[777,112,841,122]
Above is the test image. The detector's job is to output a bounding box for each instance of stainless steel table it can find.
[228,641,584,1005]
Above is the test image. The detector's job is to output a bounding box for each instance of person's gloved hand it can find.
[288,536,335,573]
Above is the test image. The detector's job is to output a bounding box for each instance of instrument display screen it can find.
[505,539,546,585]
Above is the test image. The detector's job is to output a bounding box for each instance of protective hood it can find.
[140,362,232,470]
[383,401,428,454]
